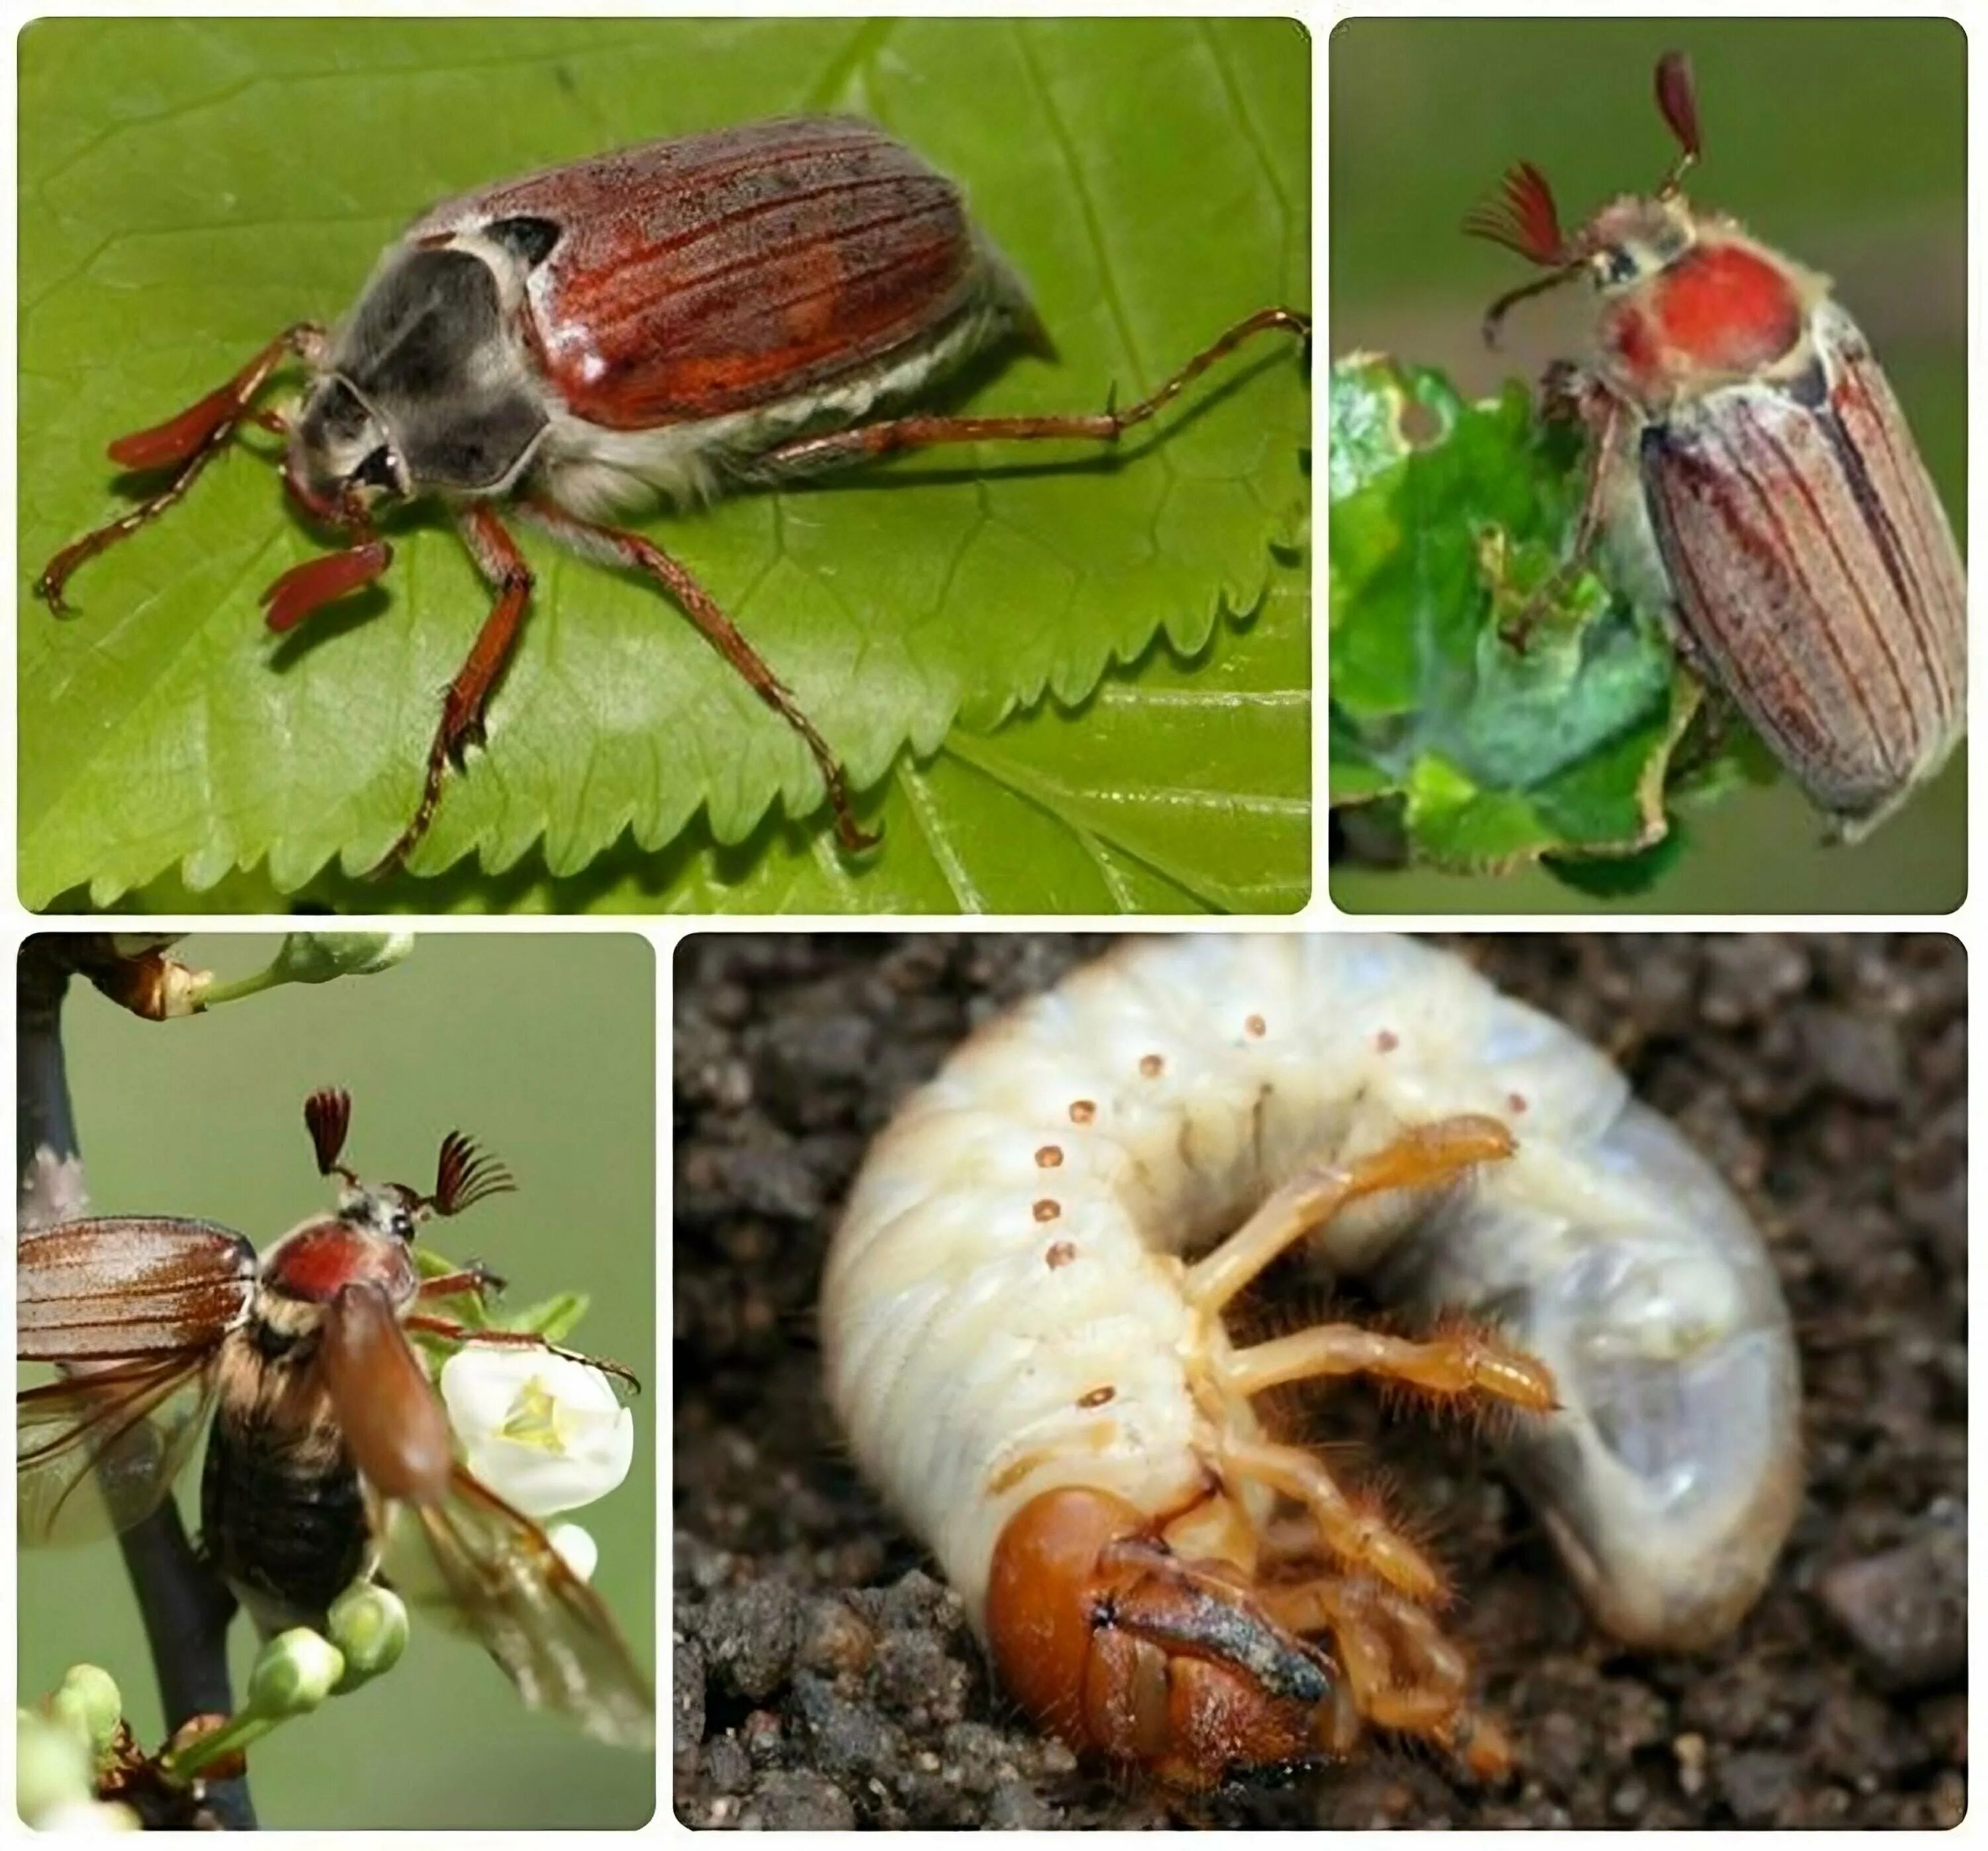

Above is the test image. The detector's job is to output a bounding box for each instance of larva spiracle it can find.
[822,934,1801,1787]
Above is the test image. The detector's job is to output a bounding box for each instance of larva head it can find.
[1467,50,1707,344]
[984,1488,1356,1788]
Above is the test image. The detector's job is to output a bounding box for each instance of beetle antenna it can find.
[305,1088,359,1185]
[1653,50,1701,199]
[1465,159,1588,345]
[424,1131,516,1218]
[1463,161,1569,268]
[1478,264,1584,348]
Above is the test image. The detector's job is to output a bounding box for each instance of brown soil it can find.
[673,934,1965,1828]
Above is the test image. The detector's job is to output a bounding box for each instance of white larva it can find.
[822,933,1801,1784]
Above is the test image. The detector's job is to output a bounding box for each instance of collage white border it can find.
[3,2,1977,1840]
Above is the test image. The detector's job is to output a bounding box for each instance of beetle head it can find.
[1467,50,1703,343]
[290,375,411,518]
[1580,196,1697,297]
[305,1088,515,1247]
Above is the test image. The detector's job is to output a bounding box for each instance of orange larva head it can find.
[984,1486,1353,1789]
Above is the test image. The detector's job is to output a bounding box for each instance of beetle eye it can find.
[352,447,400,494]
[1594,247,1639,287]
[391,1207,415,1243]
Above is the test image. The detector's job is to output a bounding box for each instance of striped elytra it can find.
[1640,309,1963,834]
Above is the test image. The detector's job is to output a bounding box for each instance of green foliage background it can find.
[21,17,1310,914]
[17,935,656,1828]
[1330,17,1965,913]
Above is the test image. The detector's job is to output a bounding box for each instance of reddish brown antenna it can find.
[1464,158,1587,345]
[424,1130,516,1218]
[305,1088,357,1184]
[1463,160,1569,268]
[1654,51,1702,196]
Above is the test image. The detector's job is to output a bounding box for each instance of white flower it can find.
[439,1347,634,1518]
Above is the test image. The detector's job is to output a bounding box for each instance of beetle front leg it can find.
[402,1316,641,1392]
[753,306,1309,478]
[37,322,327,612]
[417,1264,507,1302]
[368,504,534,877]
[1501,365,1625,652]
[517,498,876,853]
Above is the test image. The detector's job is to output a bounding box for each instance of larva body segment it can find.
[822,935,1801,1784]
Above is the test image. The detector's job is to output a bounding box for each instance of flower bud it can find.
[545,1522,599,1584]
[17,1709,93,1824]
[270,932,417,984]
[49,1664,122,1754]
[245,1629,345,1719]
[327,1583,410,1691]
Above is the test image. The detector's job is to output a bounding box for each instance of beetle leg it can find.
[1180,1116,1515,1317]
[369,504,533,876]
[1502,370,1624,652]
[1217,1321,1557,1415]
[751,306,1310,478]
[402,1316,641,1393]
[516,497,877,853]
[415,1265,507,1302]
[37,322,327,613]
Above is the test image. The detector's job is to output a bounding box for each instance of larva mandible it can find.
[822,934,1802,1787]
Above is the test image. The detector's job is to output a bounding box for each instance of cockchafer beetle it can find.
[1466,52,1963,838]
[18,1088,653,1748]
[37,116,1309,875]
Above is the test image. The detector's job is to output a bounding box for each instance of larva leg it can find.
[1218,1321,1557,1413]
[1217,1434,1445,1602]
[1182,1116,1515,1316]
[1265,1574,1511,1776]
[1262,1574,1458,1733]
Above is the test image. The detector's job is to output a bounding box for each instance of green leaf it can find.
[1327,353,1751,873]
[21,18,1309,908]
[504,1293,589,1347]
[67,555,1310,915]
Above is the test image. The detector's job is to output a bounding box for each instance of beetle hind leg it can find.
[750,306,1311,478]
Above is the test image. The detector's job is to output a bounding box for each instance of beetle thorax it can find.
[302,241,552,506]
[1592,207,1815,408]
[258,1202,422,1310]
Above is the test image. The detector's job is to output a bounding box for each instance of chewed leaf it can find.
[21,17,1308,908]
[1327,353,1755,881]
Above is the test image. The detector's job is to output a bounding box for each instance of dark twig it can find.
[17,936,257,1830]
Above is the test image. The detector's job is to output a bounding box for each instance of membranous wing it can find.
[406,1468,655,1749]
[19,1351,221,1543]
[17,1217,254,1544]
